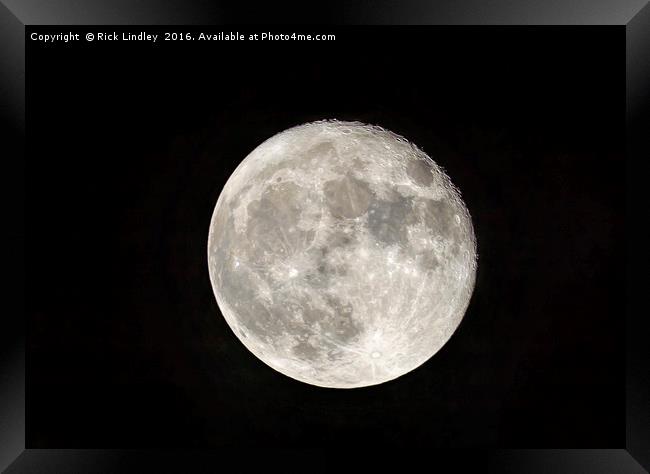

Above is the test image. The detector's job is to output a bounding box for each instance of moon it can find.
[207,120,477,388]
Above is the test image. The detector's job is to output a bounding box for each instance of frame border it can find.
[2,1,648,471]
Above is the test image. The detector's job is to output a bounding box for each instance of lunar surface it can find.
[207,120,477,388]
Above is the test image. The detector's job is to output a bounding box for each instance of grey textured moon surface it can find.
[207,120,477,388]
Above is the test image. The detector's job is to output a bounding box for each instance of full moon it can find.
[207,120,477,388]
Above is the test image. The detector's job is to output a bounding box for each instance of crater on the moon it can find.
[207,120,477,388]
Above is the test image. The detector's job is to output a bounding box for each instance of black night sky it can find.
[27,26,625,447]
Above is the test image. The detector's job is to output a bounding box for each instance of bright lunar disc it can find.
[207,120,477,388]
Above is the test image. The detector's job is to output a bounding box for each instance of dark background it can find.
[27,26,625,447]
